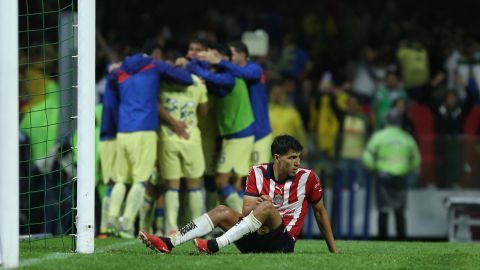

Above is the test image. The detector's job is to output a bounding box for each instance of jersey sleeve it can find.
[244,168,260,197]
[217,60,262,81]
[305,171,323,204]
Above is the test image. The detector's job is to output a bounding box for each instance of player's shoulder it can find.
[296,167,319,180]
[249,163,269,175]
[296,166,314,175]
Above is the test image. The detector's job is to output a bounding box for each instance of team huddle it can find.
[98,38,337,254]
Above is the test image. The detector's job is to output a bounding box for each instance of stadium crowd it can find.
[17,0,480,240]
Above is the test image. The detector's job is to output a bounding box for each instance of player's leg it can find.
[108,134,130,235]
[98,139,117,237]
[154,194,165,236]
[251,133,272,166]
[194,200,283,253]
[139,180,158,234]
[120,131,157,238]
[216,136,254,212]
[203,135,220,211]
[164,179,180,235]
[181,142,205,221]
[139,204,242,254]
[158,140,182,235]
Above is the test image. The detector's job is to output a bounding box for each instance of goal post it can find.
[76,0,96,254]
[0,0,20,268]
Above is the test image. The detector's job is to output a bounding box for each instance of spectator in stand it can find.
[391,97,415,136]
[333,94,369,187]
[391,97,418,188]
[445,39,480,104]
[396,39,430,104]
[331,93,369,238]
[276,33,313,128]
[268,80,307,148]
[434,89,475,188]
[350,46,388,102]
[309,72,346,160]
[371,69,407,130]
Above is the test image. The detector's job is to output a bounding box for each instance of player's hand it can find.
[108,62,122,72]
[175,57,188,67]
[198,50,221,64]
[330,247,341,253]
[256,195,272,204]
[172,120,189,139]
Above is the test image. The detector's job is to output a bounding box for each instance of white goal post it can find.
[76,0,96,254]
[0,0,96,267]
[0,0,19,268]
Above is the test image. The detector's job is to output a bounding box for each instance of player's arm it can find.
[157,102,189,139]
[242,195,258,217]
[312,198,338,253]
[154,60,193,85]
[197,102,208,117]
[186,60,235,88]
[217,60,262,81]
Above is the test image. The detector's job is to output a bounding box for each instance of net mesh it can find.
[18,0,77,251]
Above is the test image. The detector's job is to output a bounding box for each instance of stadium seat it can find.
[462,106,480,187]
[408,102,436,186]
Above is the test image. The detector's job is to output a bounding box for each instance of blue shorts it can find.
[234,223,295,253]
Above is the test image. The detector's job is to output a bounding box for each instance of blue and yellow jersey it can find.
[159,75,208,143]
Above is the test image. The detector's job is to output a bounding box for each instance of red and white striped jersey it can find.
[245,163,323,240]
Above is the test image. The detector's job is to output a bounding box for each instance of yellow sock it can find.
[165,189,179,234]
[225,192,243,213]
[139,195,154,233]
[188,189,203,219]
[122,182,146,231]
[100,195,110,233]
[108,182,126,227]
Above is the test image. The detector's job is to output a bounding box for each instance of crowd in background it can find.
[16,0,480,239]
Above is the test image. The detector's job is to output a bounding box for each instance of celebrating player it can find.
[106,42,193,238]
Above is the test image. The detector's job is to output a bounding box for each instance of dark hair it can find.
[190,37,211,50]
[142,40,163,55]
[211,43,232,60]
[271,135,303,156]
[228,41,249,58]
[384,108,402,126]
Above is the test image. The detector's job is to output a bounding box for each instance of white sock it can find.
[216,211,262,249]
[170,213,214,246]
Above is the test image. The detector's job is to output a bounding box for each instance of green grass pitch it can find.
[18,237,479,270]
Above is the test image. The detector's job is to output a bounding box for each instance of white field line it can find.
[20,240,138,267]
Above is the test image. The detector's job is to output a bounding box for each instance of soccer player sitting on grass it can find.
[139,135,338,254]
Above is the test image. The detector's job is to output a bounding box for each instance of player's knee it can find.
[214,204,231,215]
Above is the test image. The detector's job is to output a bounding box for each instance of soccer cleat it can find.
[138,231,172,254]
[105,226,119,238]
[193,238,216,254]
